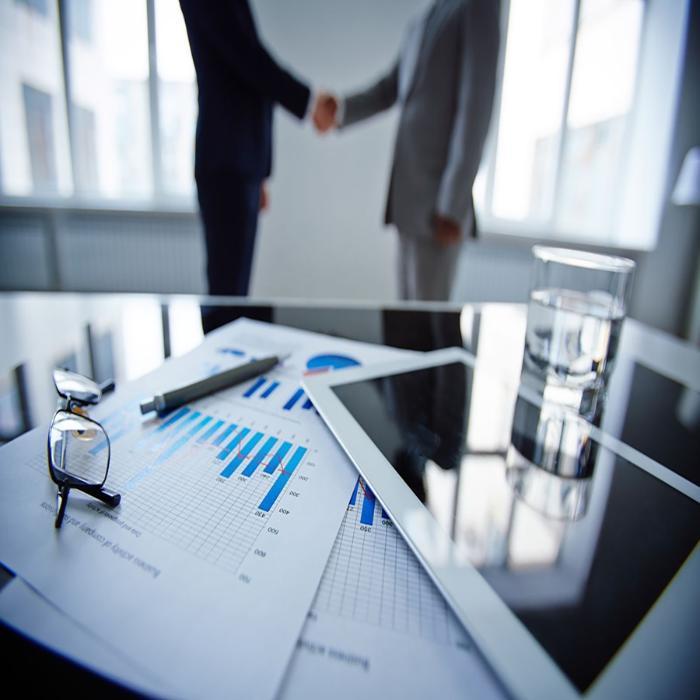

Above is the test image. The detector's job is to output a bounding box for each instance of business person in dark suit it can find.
[314,0,500,301]
[179,0,312,299]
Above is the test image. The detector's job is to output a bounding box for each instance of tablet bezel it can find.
[302,347,700,700]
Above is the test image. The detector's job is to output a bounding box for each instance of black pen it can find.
[139,355,285,415]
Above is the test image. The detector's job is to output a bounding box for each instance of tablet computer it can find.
[303,348,700,700]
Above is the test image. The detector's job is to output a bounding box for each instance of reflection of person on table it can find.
[381,312,469,509]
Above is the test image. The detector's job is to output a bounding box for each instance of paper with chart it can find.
[279,477,505,699]
[1,474,506,699]
[0,318,410,699]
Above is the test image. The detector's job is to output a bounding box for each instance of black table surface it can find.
[1,293,698,695]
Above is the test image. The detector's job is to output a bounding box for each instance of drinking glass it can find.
[522,246,635,414]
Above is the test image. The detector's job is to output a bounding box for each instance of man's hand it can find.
[312,91,338,133]
[434,215,461,246]
[260,181,269,212]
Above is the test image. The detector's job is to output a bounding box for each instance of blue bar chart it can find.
[259,446,307,512]
[89,427,122,456]
[212,423,237,447]
[283,388,305,411]
[210,427,309,513]
[148,409,202,450]
[243,377,267,398]
[260,381,279,398]
[197,419,224,444]
[241,376,281,400]
[122,400,311,528]
[89,400,148,455]
[241,376,312,413]
[156,415,212,465]
[361,486,376,525]
[235,353,362,415]
[156,406,191,433]
[264,441,292,474]
[217,427,250,461]
[220,431,264,478]
[348,478,390,527]
[241,436,277,477]
[240,373,321,415]
[217,347,245,357]
[349,479,359,506]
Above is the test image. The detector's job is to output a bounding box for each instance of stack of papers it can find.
[0,319,501,698]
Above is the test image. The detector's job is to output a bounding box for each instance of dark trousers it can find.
[195,172,261,296]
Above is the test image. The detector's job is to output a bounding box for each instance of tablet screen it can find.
[332,362,700,693]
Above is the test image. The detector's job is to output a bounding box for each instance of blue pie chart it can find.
[306,353,361,372]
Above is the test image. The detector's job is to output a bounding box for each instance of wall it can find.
[250,0,426,301]
[628,0,700,337]
[0,207,205,293]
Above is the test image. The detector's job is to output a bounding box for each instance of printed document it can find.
[1,477,505,699]
[0,319,408,699]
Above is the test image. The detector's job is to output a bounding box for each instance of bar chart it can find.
[310,477,469,647]
[348,479,391,526]
[217,347,246,357]
[285,479,497,699]
[238,352,360,416]
[3,317,417,700]
[87,399,143,455]
[94,400,317,573]
[125,405,311,515]
[240,376,315,414]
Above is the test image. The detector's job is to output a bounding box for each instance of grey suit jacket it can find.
[342,0,500,239]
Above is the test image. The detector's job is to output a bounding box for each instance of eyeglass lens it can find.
[49,411,109,486]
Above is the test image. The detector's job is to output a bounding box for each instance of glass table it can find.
[1,292,698,695]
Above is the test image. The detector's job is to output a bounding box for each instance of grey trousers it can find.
[397,231,461,301]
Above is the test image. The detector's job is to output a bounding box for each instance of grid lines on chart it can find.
[311,479,468,648]
[117,423,281,573]
[36,402,312,576]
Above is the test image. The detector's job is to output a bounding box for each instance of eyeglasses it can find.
[47,369,121,529]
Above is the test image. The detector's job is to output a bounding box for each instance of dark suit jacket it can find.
[179,0,310,179]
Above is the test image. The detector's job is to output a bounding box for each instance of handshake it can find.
[311,91,340,134]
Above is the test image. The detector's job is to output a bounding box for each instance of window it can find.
[22,84,58,193]
[0,0,71,196]
[72,103,98,193]
[15,0,48,16]
[66,0,92,44]
[489,0,576,224]
[477,0,688,250]
[1,0,195,202]
[65,0,151,198]
[557,0,644,239]
[155,0,196,198]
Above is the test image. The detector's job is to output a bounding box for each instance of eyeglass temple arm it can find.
[55,485,69,529]
[99,379,116,396]
[73,482,121,508]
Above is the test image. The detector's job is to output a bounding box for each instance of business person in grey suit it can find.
[314,0,500,301]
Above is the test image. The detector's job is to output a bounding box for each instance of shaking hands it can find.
[312,91,339,134]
